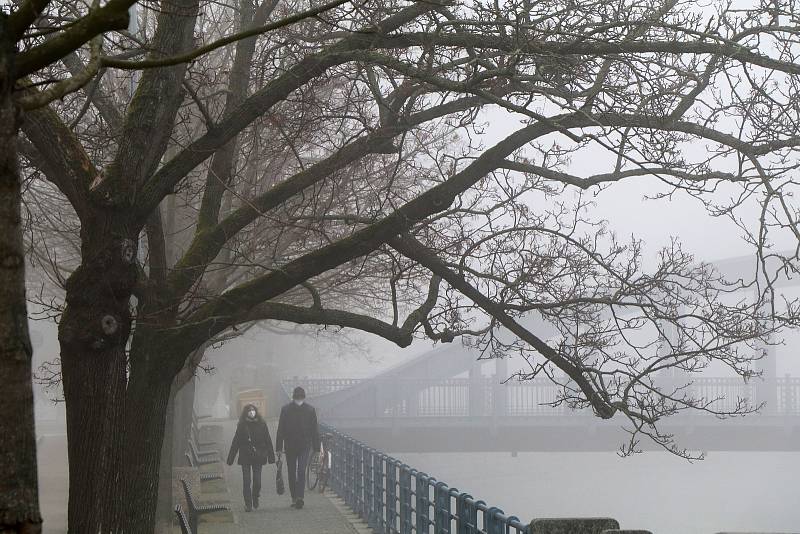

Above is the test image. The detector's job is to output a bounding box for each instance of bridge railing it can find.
[296,375,800,418]
[777,375,800,413]
[283,378,365,397]
[322,422,529,534]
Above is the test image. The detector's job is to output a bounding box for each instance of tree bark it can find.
[0,13,43,534]
[120,368,173,534]
[153,382,177,534]
[59,213,138,532]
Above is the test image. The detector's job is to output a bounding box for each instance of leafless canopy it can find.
[17,0,800,458]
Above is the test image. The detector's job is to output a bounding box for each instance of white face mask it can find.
[293,399,304,406]
[247,410,256,418]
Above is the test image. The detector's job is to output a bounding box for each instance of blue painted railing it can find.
[322,423,529,534]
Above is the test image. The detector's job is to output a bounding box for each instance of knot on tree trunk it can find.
[101,314,119,335]
[120,238,136,264]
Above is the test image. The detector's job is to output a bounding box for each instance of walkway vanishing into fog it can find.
[35,418,370,534]
[212,419,370,534]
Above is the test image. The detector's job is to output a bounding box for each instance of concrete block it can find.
[530,517,620,534]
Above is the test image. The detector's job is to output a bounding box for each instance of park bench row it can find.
[174,478,229,534]
[174,413,230,534]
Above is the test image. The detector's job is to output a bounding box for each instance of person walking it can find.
[227,403,275,512]
[275,386,320,509]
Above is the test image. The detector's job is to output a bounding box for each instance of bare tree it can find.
[12,0,800,532]
[0,12,42,534]
[1,0,346,530]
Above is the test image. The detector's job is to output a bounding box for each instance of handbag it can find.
[275,457,285,495]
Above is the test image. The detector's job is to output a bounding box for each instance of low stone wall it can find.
[530,518,620,534]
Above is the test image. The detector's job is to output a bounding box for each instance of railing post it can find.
[416,473,431,533]
[355,442,365,516]
[434,481,451,533]
[364,448,374,526]
[330,432,340,494]
[386,460,398,532]
[399,466,413,534]
[345,438,355,509]
[372,452,384,531]
[456,494,477,534]
[484,506,504,534]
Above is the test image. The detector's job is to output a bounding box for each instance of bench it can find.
[174,504,193,534]
[184,452,223,482]
[187,440,220,466]
[189,438,220,461]
[180,478,229,533]
[191,421,216,449]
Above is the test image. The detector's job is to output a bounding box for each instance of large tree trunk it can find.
[0,14,43,534]
[59,343,127,532]
[154,382,177,534]
[59,215,138,532]
[120,363,173,533]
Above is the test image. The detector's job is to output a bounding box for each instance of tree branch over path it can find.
[161,115,574,352]
[195,0,276,233]
[387,232,617,418]
[369,33,800,75]
[162,93,800,353]
[232,300,419,349]
[14,0,135,77]
[17,37,103,111]
[20,101,96,221]
[60,52,123,131]
[132,0,448,219]
[95,0,200,204]
[499,161,744,189]
[6,0,51,41]
[165,94,485,301]
[99,0,353,70]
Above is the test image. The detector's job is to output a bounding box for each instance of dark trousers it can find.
[286,448,310,501]
[241,463,263,507]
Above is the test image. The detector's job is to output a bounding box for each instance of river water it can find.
[394,451,799,534]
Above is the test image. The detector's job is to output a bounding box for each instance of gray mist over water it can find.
[395,450,799,534]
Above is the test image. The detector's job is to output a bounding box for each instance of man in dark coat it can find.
[227,404,276,511]
[275,386,320,509]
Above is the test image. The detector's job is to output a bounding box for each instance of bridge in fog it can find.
[284,252,800,453]
[287,343,800,453]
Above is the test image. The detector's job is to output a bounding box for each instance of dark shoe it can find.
[245,505,252,512]
[295,499,304,509]
[253,495,259,509]
[290,499,298,508]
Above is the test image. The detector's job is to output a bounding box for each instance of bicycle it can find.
[306,432,333,492]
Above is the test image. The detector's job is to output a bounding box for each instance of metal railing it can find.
[297,376,800,418]
[322,423,529,534]
[282,377,364,397]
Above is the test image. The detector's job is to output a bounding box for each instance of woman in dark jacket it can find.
[227,404,275,511]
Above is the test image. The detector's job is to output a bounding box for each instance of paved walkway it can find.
[211,419,371,534]
[36,417,370,534]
